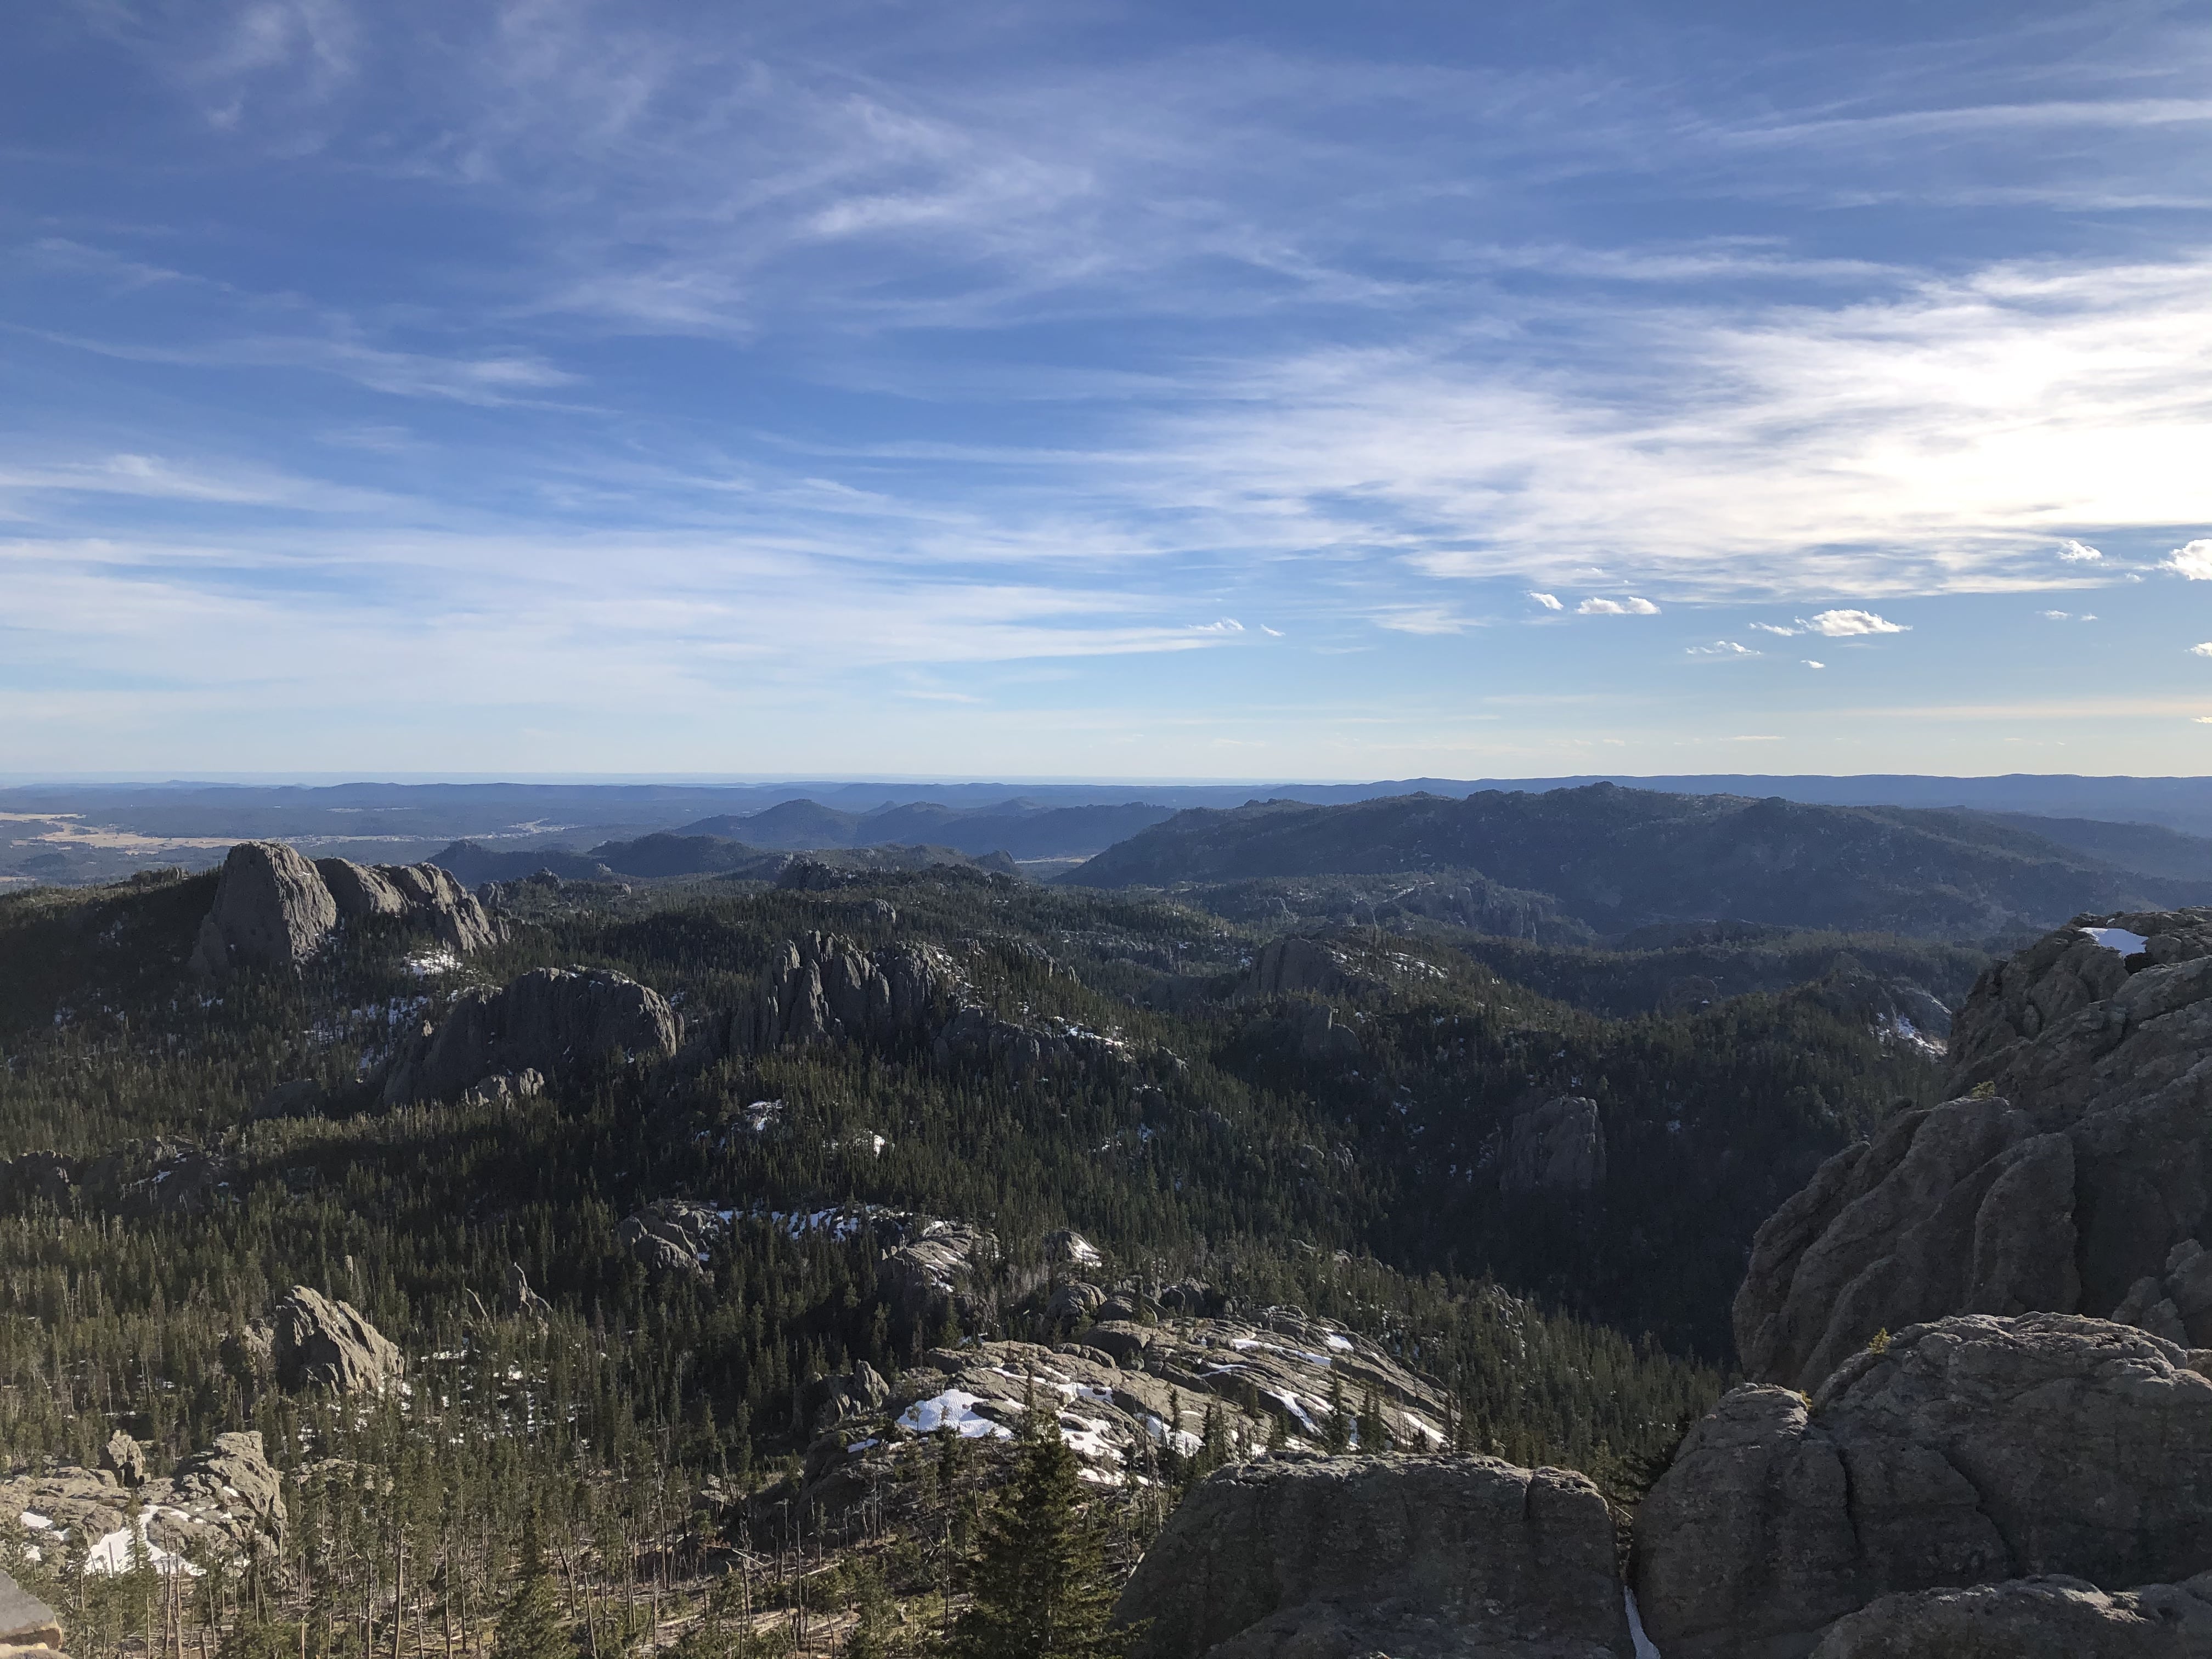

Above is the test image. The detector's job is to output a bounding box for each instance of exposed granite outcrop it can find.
[381,966,680,1105]
[1115,1452,1631,1658]
[1501,1095,1607,1194]
[188,842,504,977]
[267,1285,403,1395]
[1736,911,2212,1390]
[1808,1575,2212,1658]
[1635,1313,2212,1659]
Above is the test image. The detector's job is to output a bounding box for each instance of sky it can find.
[3,0,2211,781]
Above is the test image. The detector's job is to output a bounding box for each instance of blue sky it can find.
[3,0,2211,779]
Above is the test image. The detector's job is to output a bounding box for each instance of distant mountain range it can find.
[1066,784,2210,939]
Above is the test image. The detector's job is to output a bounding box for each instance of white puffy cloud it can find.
[2192,642,2212,657]
[1578,596,1660,615]
[1528,591,1564,610]
[2059,539,2104,562]
[1192,618,1244,634]
[1749,622,1799,636]
[1803,659,1826,669]
[1687,640,1758,657]
[1801,609,1909,637]
[2040,610,2070,619]
[2165,540,2212,580]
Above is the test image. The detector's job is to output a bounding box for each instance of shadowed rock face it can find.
[1735,910,2212,1390]
[1114,1452,1631,1659]
[315,857,504,953]
[381,966,680,1105]
[1808,1575,2212,1659]
[1635,1314,2212,1659]
[1502,1096,1607,1193]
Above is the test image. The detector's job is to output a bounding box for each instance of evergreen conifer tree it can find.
[947,1429,1127,1659]
[493,1517,568,1659]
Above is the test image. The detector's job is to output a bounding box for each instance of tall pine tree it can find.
[948,1426,1128,1659]
[493,1516,568,1659]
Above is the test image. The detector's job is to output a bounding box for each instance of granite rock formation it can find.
[1,1427,286,1567]
[1808,1575,2212,1658]
[190,841,338,975]
[616,1200,727,1281]
[189,842,504,977]
[1635,1313,2212,1659]
[267,1284,404,1394]
[1114,1452,1632,1659]
[1501,1096,1607,1194]
[727,933,955,1053]
[315,857,504,953]
[381,967,680,1105]
[0,1566,63,1659]
[1736,911,2212,1390]
[876,1221,997,1332]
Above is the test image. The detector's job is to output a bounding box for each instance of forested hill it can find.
[1065,783,2204,939]
[0,844,1974,1652]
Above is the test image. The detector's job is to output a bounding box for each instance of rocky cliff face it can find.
[1501,1095,1607,1193]
[727,932,955,1052]
[381,966,680,1105]
[1115,1452,1632,1659]
[1735,910,2212,1390]
[1635,1314,2212,1659]
[188,841,504,976]
[190,840,337,974]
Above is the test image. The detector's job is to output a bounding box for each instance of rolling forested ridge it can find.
[0,832,1970,1656]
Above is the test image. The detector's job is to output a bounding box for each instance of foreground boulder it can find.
[1809,1575,2212,1658]
[1115,1452,1631,1658]
[190,840,338,974]
[190,842,504,977]
[268,1285,403,1393]
[0,1567,63,1657]
[1736,911,2212,1390]
[381,966,680,1105]
[1635,1313,2212,1659]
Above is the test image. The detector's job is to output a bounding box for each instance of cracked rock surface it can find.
[1736,909,2212,1390]
[1634,1314,2212,1659]
[1115,1452,1631,1659]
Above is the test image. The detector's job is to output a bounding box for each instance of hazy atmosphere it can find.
[7,0,2211,776]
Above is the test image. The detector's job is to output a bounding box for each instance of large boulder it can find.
[170,1430,286,1539]
[0,1567,63,1656]
[268,1285,404,1394]
[1736,911,2212,1390]
[877,1222,997,1333]
[616,1200,726,1281]
[190,841,338,974]
[1114,1452,1632,1658]
[1502,1096,1607,1194]
[1808,1575,2212,1658]
[381,966,680,1105]
[1634,1313,2212,1659]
